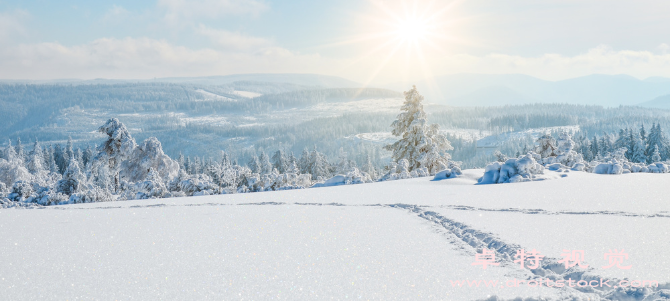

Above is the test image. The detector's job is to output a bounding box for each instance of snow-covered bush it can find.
[0,158,32,188]
[174,174,220,196]
[647,163,669,173]
[432,161,463,180]
[554,131,584,167]
[133,168,169,199]
[380,159,413,181]
[69,187,114,204]
[312,167,373,188]
[478,153,545,184]
[7,181,34,202]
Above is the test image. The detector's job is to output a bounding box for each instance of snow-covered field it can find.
[2,170,669,300]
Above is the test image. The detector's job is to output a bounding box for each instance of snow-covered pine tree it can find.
[65,137,74,164]
[298,148,310,175]
[631,131,647,164]
[640,124,646,142]
[27,140,45,175]
[15,137,25,163]
[4,139,19,164]
[96,118,137,192]
[271,150,289,174]
[177,153,185,170]
[258,151,273,175]
[361,154,377,180]
[651,145,662,163]
[384,85,453,174]
[247,154,260,174]
[83,145,94,167]
[308,146,330,180]
[56,156,86,196]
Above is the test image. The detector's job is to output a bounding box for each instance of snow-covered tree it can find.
[247,154,260,174]
[120,137,179,183]
[384,86,453,174]
[271,150,289,174]
[27,140,45,174]
[535,134,556,158]
[15,137,25,163]
[258,151,273,175]
[554,131,583,167]
[56,157,86,196]
[630,132,647,164]
[96,118,137,191]
[361,154,377,180]
[651,145,662,163]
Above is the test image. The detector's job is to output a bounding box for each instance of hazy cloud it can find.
[0,9,30,44]
[0,37,328,80]
[158,0,268,22]
[101,5,131,23]
[195,24,272,51]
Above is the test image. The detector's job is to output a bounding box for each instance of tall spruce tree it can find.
[384,85,453,174]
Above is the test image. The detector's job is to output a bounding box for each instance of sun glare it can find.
[321,0,466,90]
[395,18,430,43]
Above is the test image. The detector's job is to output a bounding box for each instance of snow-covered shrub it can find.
[312,167,373,188]
[120,137,179,183]
[0,158,32,188]
[7,181,34,202]
[133,168,169,199]
[176,174,220,196]
[593,162,624,175]
[478,153,544,184]
[380,159,412,181]
[554,131,584,168]
[68,187,114,204]
[647,163,669,173]
[432,161,463,180]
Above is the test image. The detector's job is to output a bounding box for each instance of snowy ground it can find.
[2,170,669,300]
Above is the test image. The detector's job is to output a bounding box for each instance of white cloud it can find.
[3,37,670,83]
[0,9,30,44]
[102,5,131,23]
[0,37,329,80]
[195,24,272,51]
[158,0,268,22]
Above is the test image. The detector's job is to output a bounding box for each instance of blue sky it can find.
[1,0,670,83]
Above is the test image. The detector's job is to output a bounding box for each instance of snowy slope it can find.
[2,171,670,300]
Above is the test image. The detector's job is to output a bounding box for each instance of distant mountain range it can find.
[4,72,670,108]
[386,73,670,108]
[0,73,362,90]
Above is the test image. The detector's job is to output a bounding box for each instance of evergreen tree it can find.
[15,137,25,163]
[271,150,288,174]
[247,154,260,174]
[384,85,453,173]
[631,131,647,164]
[258,151,273,175]
[83,145,94,167]
[27,140,45,174]
[177,153,185,171]
[651,145,662,163]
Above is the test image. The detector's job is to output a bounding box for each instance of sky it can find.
[1,0,670,84]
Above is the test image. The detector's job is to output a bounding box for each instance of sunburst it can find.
[319,0,468,95]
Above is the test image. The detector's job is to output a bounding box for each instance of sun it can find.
[318,0,467,89]
[394,17,430,44]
